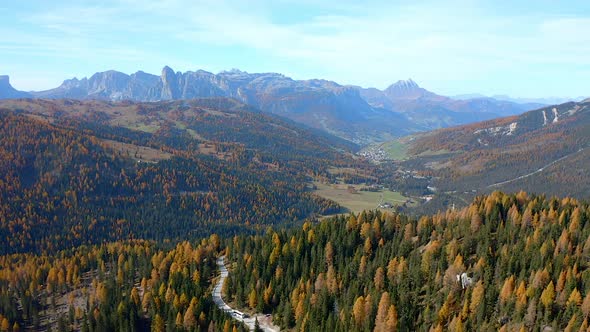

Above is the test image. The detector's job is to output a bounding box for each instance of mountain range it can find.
[0,67,558,143]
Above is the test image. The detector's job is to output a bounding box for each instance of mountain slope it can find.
[394,100,590,198]
[225,192,590,330]
[0,98,366,254]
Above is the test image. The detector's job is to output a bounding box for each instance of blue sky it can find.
[1,0,589,97]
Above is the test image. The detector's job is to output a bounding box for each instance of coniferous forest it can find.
[2,2,590,330]
[0,100,360,254]
[1,99,590,331]
[224,192,590,331]
[0,237,248,331]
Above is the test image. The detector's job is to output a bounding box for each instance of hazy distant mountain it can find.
[491,95,587,105]
[383,79,439,100]
[32,70,161,100]
[357,80,537,129]
[452,93,488,100]
[453,93,586,105]
[2,68,543,143]
[0,76,31,99]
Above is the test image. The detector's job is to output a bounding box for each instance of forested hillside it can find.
[224,191,590,331]
[0,237,247,332]
[385,100,590,201]
[0,99,370,254]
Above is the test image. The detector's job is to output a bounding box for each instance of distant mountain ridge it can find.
[357,80,542,129]
[453,93,585,105]
[1,67,546,143]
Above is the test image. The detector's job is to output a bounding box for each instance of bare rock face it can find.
[0,75,31,98]
[32,70,161,101]
[160,66,179,100]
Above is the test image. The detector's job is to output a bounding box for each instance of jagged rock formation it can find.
[24,67,412,142]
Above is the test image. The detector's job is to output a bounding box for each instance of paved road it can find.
[213,256,280,332]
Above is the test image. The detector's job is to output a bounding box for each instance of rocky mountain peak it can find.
[161,66,178,85]
[383,78,430,100]
[89,70,128,82]
[160,66,180,100]
[161,66,175,78]
[396,78,419,89]
[386,79,420,92]
[60,77,85,89]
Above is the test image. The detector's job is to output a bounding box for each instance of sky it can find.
[1,0,589,98]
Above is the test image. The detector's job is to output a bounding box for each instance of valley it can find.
[351,100,590,211]
[0,96,589,332]
[2,1,590,331]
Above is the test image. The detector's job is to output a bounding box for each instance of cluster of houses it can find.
[357,146,387,162]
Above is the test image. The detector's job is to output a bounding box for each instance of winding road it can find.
[213,256,280,332]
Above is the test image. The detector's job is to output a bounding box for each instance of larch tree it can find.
[582,292,590,317]
[374,292,391,332]
[470,281,485,316]
[540,281,555,308]
[499,276,515,303]
[374,267,385,291]
[151,314,165,332]
[385,304,398,331]
[353,296,365,327]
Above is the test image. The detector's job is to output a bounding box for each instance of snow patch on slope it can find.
[552,108,559,123]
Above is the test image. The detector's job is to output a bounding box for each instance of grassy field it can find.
[101,139,173,162]
[381,140,409,160]
[313,182,413,214]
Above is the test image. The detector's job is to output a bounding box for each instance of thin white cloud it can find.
[142,1,590,82]
[3,0,590,96]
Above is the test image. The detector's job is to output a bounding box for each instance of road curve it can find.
[213,256,280,332]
